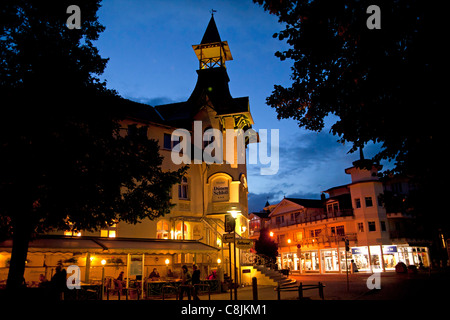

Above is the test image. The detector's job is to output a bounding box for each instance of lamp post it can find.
[165,258,170,277]
[101,259,106,300]
[227,209,240,300]
[345,238,350,292]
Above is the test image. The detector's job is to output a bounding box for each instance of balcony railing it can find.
[276,233,357,247]
[270,209,353,229]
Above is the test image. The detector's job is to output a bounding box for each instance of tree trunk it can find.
[6,217,33,292]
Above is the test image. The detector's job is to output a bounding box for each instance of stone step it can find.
[252,265,295,287]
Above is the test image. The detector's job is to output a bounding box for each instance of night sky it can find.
[94,0,393,213]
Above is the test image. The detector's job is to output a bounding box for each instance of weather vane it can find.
[210,9,217,16]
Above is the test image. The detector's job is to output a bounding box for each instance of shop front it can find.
[350,247,371,272]
[320,249,340,273]
[277,244,430,274]
[301,250,320,272]
[397,246,429,267]
[382,245,398,270]
[349,245,429,273]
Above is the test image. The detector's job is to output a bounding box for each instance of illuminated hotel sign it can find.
[212,178,229,202]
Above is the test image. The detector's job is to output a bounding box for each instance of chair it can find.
[105,277,123,300]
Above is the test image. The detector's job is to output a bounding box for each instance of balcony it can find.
[277,233,357,247]
[270,209,353,229]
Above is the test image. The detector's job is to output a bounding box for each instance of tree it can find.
[254,0,444,239]
[0,0,186,292]
[255,227,278,263]
[254,0,441,170]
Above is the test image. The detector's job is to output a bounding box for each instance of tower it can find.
[345,159,390,271]
[192,15,233,70]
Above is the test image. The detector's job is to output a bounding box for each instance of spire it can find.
[192,14,233,69]
[201,15,221,44]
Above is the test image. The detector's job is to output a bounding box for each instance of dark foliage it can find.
[0,0,186,290]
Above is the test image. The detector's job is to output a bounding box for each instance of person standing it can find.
[179,265,192,300]
[192,264,200,300]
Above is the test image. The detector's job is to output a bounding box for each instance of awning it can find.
[0,236,220,255]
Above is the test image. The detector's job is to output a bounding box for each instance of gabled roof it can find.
[284,198,324,208]
[269,197,324,217]
[250,211,270,219]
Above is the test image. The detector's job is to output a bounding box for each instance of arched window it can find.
[157,220,170,239]
[178,176,189,200]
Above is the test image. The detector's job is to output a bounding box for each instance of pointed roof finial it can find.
[201,13,221,44]
[210,9,217,16]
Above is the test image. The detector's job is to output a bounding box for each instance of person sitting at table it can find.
[149,268,160,280]
[207,270,217,280]
[167,269,174,278]
[114,271,125,294]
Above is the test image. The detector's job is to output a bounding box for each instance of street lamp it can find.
[226,209,241,301]
[101,259,106,300]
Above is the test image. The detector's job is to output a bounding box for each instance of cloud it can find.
[125,96,178,106]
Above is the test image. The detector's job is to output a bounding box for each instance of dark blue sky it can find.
[94,0,392,212]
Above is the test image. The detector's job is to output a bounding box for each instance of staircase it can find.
[253,264,297,288]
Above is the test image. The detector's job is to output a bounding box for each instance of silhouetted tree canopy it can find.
[254,0,441,179]
[255,0,445,244]
[255,227,278,262]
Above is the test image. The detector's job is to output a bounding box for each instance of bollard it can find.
[298,282,303,300]
[277,282,281,300]
[319,282,324,300]
[252,277,258,301]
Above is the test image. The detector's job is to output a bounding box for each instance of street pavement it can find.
[173,270,449,301]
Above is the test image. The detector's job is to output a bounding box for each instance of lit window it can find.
[358,222,364,232]
[100,223,117,238]
[64,230,81,237]
[333,225,345,236]
[175,222,189,240]
[64,221,81,236]
[157,220,170,239]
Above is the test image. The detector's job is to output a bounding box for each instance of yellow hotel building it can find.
[0,16,254,292]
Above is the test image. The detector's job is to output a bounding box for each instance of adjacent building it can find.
[251,159,431,274]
